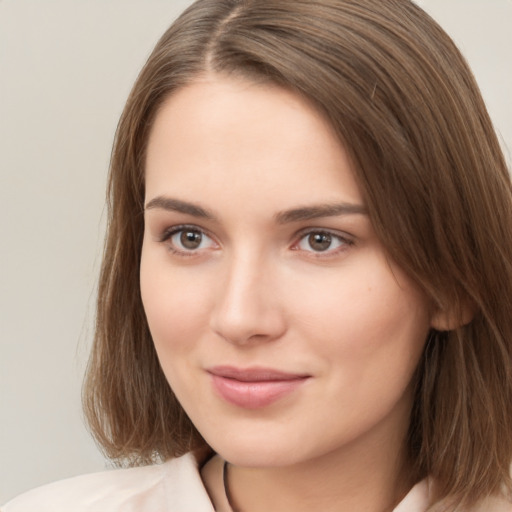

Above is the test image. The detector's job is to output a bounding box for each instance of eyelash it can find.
[159,224,218,257]
[158,225,354,258]
[292,228,354,257]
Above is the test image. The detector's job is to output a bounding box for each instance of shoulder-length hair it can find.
[83,0,512,509]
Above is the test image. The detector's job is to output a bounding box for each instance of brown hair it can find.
[83,0,512,509]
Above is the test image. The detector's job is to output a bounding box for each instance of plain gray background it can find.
[1,0,511,504]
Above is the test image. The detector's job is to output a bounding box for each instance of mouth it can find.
[207,366,310,409]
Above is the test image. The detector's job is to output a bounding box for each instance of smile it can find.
[207,366,310,409]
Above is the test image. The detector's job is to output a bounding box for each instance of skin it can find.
[140,74,439,512]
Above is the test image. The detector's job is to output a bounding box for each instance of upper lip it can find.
[207,366,310,382]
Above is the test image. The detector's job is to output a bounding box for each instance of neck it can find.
[218,401,415,512]
[201,386,419,512]
[227,445,411,512]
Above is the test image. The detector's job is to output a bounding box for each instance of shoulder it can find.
[1,453,214,512]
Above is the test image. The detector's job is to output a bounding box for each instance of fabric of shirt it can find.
[1,453,511,512]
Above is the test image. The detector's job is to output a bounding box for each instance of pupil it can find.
[309,233,331,251]
[180,230,202,249]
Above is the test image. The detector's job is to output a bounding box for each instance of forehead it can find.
[144,74,363,211]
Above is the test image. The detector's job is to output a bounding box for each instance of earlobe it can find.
[430,299,476,331]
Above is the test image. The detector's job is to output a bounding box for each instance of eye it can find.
[173,229,205,250]
[161,226,217,254]
[295,230,352,254]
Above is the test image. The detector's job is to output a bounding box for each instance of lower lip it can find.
[210,374,308,409]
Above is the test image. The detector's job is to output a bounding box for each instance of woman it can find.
[3,0,512,511]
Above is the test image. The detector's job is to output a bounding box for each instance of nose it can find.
[209,252,287,346]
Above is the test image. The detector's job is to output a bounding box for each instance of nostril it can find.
[209,300,287,346]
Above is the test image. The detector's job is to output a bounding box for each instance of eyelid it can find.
[291,227,354,255]
[156,224,354,257]
[159,223,210,241]
[159,224,219,255]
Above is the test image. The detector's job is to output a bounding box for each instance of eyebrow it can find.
[144,196,367,223]
[145,196,216,219]
[274,202,367,223]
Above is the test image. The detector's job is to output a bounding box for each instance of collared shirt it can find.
[2,453,511,511]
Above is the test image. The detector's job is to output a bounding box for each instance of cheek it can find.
[140,251,212,356]
[286,265,430,444]
[289,257,430,378]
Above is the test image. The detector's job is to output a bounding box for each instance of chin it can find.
[217,446,303,468]
[201,423,325,468]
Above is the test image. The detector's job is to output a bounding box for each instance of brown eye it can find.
[308,232,332,251]
[295,230,350,255]
[166,227,216,254]
[180,230,202,249]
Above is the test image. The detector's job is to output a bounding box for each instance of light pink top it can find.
[2,454,510,511]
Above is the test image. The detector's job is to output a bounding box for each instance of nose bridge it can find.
[210,246,285,345]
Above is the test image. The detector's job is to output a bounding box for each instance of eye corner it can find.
[157,224,219,257]
[291,228,355,258]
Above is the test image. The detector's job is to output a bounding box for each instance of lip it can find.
[208,366,310,409]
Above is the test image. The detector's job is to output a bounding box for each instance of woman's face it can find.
[141,75,433,468]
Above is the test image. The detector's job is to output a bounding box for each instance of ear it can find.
[430,298,475,331]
